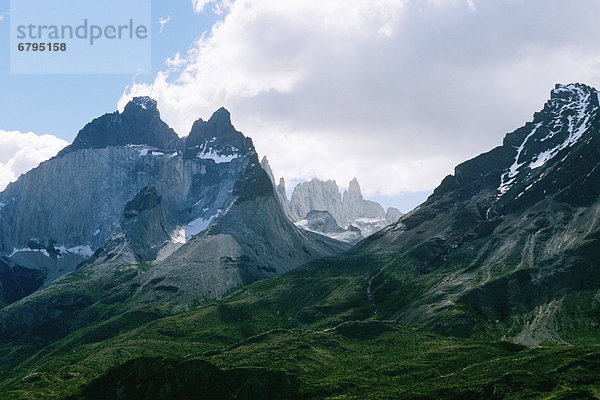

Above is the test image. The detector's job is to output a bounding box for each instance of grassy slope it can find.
[0,253,599,399]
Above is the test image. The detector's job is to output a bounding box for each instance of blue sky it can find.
[2,0,600,213]
[0,0,218,141]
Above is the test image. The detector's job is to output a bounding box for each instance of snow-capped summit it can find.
[487,82,600,215]
[417,82,600,226]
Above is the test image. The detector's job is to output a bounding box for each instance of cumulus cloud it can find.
[120,0,600,197]
[0,130,68,192]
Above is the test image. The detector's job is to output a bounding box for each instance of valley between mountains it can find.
[0,84,600,399]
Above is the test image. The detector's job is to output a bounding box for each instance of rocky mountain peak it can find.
[345,177,363,199]
[210,107,232,126]
[126,96,159,112]
[493,83,600,207]
[260,156,276,185]
[58,97,179,156]
[550,82,596,100]
[185,107,253,161]
[432,82,600,217]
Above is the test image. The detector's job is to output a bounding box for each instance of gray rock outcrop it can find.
[58,96,180,156]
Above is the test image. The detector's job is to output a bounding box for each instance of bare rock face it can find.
[276,177,298,221]
[136,161,349,305]
[99,186,172,263]
[260,156,276,184]
[289,178,345,225]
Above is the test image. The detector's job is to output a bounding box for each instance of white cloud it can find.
[0,130,68,192]
[166,52,186,68]
[192,0,229,14]
[121,0,600,197]
[191,0,211,12]
[158,16,171,34]
[0,12,6,22]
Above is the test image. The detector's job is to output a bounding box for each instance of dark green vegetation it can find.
[0,252,599,399]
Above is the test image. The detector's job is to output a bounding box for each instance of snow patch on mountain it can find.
[131,96,156,110]
[196,149,240,163]
[125,144,177,158]
[172,211,222,243]
[498,84,599,198]
[10,248,50,257]
[498,123,542,195]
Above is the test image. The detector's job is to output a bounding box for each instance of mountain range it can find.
[0,83,599,399]
[0,97,347,313]
[260,159,403,244]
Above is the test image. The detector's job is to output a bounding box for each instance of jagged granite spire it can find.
[260,156,276,185]
[346,177,363,198]
[284,177,398,239]
[342,178,386,229]
[260,157,298,220]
